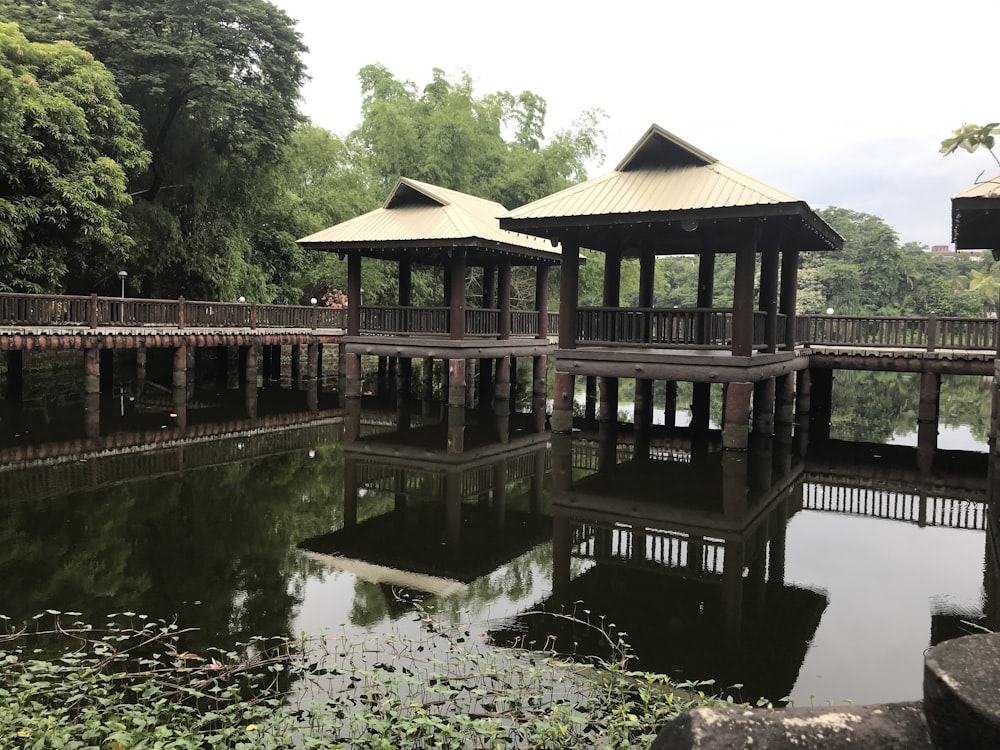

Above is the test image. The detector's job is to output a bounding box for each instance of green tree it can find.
[3,0,309,301]
[0,22,149,293]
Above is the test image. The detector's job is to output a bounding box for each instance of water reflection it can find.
[0,372,995,706]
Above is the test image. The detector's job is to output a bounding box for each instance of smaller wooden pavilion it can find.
[298,177,561,448]
[952,174,1000,260]
[501,125,842,450]
[952,174,1000,455]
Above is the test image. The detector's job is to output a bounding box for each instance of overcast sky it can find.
[271,0,997,246]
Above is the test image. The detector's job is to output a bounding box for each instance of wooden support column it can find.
[397,357,413,410]
[663,381,678,428]
[290,344,301,387]
[445,470,462,555]
[261,345,272,384]
[634,378,653,460]
[532,355,548,426]
[498,258,511,340]
[551,371,575,433]
[639,248,655,343]
[269,345,282,386]
[794,368,811,453]
[478,357,493,411]
[691,382,711,432]
[752,376,776,437]
[344,352,362,402]
[377,356,388,396]
[722,381,753,450]
[559,242,580,350]
[241,345,257,384]
[422,357,435,416]
[696,252,715,344]
[598,376,618,470]
[465,359,477,408]
[808,367,833,443]
[482,262,497,309]
[551,514,572,602]
[774,373,795,447]
[347,252,362,336]
[535,264,550,339]
[6,350,23,400]
[399,258,412,307]
[495,355,511,405]
[530,446,546,515]
[449,249,467,341]
[732,238,757,357]
[172,345,187,391]
[344,455,358,528]
[604,248,621,307]
[447,358,466,453]
[492,459,507,534]
[918,371,941,472]
[99,348,114,394]
[83,392,100,438]
[585,375,597,422]
[780,249,799,351]
[306,343,318,380]
[387,356,398,398]
[760,247,779,353]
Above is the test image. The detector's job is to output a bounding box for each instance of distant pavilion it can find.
[298,177,561,451]
[501,124,842,451]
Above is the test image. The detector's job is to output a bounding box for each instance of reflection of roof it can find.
[297,177,562,262]
[503,124,841,252]
[298,550,467,597]
[299,504,551,584]
[491,565,828,703]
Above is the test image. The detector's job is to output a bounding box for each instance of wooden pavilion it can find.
[952,174,1000,455]
[298,177,561,449]
[501,125,842,450]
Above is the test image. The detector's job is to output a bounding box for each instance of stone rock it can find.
[650,702,933,750]
[924,632,1000,750]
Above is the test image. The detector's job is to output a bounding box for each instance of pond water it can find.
[0,357,995,707]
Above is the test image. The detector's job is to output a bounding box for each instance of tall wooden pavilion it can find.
[298,177,561,451]
[501,125,842,451]
[952,174,1000,456]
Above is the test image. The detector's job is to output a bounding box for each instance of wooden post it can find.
[483,262,497,309]
[535,264,549,339]
[559,242,580,350]
[723,381,753,450]
[449,249,467,340]
[760,247,779,353]
[691,382,711,433]
[918,371,941,471]
[88,294,99,328]
[604,248,622,307]
[780,249,799,350]
[808,367,833,443]
[291,344,301,386]
[399,257,412,333]
[638,248,654,343]
[585,375,597,422]
[498,258,511,340]
[84,347,100,394]
[663,380,677,428]
[551,371,575,433]
[732,238,756,357]
[494,354,511,405]
[172,345,188,390]
[696,251,715,344]
[177,297,186,329]
[927,313,939,353]
[634,378,653,460]
[752,376,776,437]
[347,252,361,336]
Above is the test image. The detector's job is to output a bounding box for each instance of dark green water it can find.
[0,355,995,705]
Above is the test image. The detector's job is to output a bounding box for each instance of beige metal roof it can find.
[952,174,1000,199]
[298,177,561,259]
[509,124,802,220]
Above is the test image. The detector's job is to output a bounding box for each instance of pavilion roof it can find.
[502,124,841,253]
[297,177,562,264]
[951,174,1000,253]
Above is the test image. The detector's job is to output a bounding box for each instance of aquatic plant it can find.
[0,608,732,748]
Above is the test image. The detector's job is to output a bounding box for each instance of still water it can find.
[0,359,995,707]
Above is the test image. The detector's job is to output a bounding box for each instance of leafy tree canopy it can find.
[0,21,148,292]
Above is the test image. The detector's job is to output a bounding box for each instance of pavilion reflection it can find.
[493,433,828,703]
[299,408,551,608]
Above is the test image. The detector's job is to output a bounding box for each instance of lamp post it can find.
[117,270,128,298]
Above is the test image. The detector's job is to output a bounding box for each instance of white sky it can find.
[272,0,998,246]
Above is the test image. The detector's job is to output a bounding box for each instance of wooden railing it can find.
[357,305,550,338]
[0,292,346,330]
[797,314,997,351]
